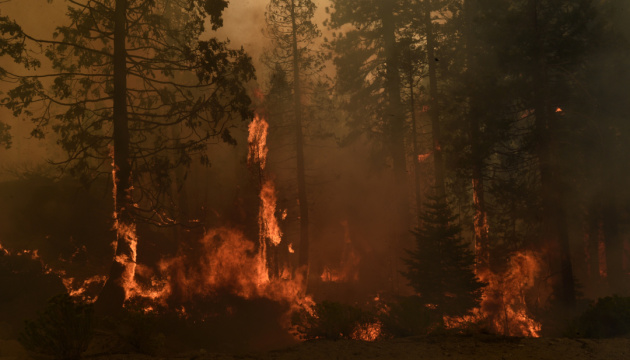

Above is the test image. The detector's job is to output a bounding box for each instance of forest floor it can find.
[4,334,630,360]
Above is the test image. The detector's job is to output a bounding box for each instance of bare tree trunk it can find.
[530,0,575,306]
[289,0,310,279]
[96,0,133,315]
[464,0,490,272]
[408,71,423,227]
[424,0,445,199]
[586,200,601,283]
[382,1,409,292]
[602,194,624,294]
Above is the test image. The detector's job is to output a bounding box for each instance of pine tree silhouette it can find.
[403,193,486,319]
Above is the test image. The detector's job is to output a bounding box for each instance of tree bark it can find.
[424,0,446,199]
[289,0,310,278]
[602,194,624,294]
[530,0,575,306]
[464,0,490,272]
[408,70,423,227]
[382,1,410,292]
[96,0,134,315]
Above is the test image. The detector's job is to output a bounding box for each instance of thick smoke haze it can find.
[1,0,630,356]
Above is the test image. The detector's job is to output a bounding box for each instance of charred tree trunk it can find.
[602,194,624,294]
[289,0,310,278]
[408,70,423,227]
[424,0,445,199]
[383,1,410,291]
[530,0,575,306]
[96,0,133,315]
[464,0,489,272]
[586,200,602,283]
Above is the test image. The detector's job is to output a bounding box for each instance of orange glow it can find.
[472,178,489,270]
[248,114,269,169]
[445,251,543,337]
[479,251,542,337]
[260,180,283,246]
[555,107,562,113]
[418,152,432,162]
[351,321,382,341]
[158,227,313,313]
[320,220,360,283]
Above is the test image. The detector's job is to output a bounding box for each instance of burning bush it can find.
[292,301,378,340]
[568,296,630,338]
[19,294,94,360]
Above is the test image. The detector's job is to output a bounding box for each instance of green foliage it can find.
[19,294,94,360]
[403,193,486,318]
[292,301,375,340]
[568,296,630,338]
[379,296,437,337]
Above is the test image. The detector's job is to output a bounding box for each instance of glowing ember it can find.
[555,107,563,113]
[351,321,382,341]
[418,152,432,162]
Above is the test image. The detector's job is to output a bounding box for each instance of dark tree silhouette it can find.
[403,193,486,319]
[0,0,255,312]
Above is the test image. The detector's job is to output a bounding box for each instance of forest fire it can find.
[128,113,313,323]
[320,220,361,283]
[2,0,630,357]
[446,251,544,337]
[477,251,543,337]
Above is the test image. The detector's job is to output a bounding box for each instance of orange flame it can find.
[445,251,543,337]
[158,227,313,312]
[351,321,382,341]
[418,152,432,163]
[260,180,283,246]
[248,114,269,169]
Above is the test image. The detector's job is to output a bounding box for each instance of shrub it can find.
[119,309,165,355]
[102,300,166,355]
[568,296,630,338]
[293,301,375,340]
[19,294,93,360]
[380,296,437,337]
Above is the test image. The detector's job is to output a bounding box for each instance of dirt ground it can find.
[2,335,630,359]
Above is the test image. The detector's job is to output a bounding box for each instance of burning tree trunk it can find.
[96,0,134,315]
[464,0,490,272]
[424,0,446,199]
[530,0,575,306]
